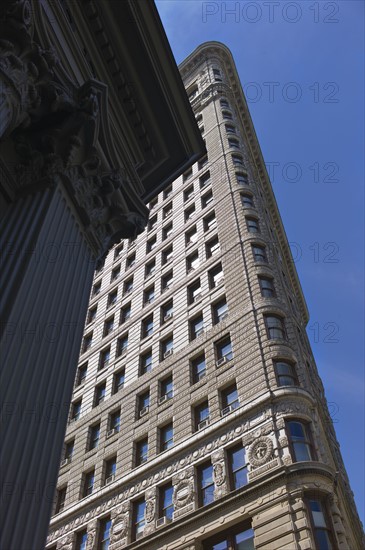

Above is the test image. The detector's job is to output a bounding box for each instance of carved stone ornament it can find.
[213,461,226,487]
[248,437,274,468]
[173,479,194,508]
[110,511,127,544]
[145,498,155,523]
[86,528,96,550]
[57,533,73,550]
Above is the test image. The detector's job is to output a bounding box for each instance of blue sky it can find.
[156,0,364,522]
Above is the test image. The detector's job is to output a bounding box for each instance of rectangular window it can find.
[265,315,286,340]
[191,354,206,383]
[99,348,111,371]
[221,384,239,415]
[98,516,112,549]
[187,251,199,272]
[135,438,148,466]
[146,237,157,253]
[222,109,233,120]
[55,486,67,514]
[185,204,195,221]
[287,420,315,462]
[120,303,131,324]
[162,245,173,265]
[183,166,193,181]
[160,422,174,452]
[215,335,233,365]
[195,401,209,431]
[71,400,82,422]
[203,212,216,232]
[187,278,201,304]
[132,498,146,541]
[103,318,114,338]
[226,124,236,134]
[198,155,208,171]
[236,172,249,185]
[111,265,121,281]
[108,410,121,435]
[228,137,240,149]
[198,461,214,506]
[206,236,220,258]
[161,270,173,292]
[184,185,194,202]
[274,361,298,387]
[104,458,116,485]
[163,202,173,219]
[140,349,152,375]
[89,423,100,450]
[208,263,224,289]
[190,314,204,340]
[83,469,95,497]
[138,391,150,418]
[162,223,173,240]
[186,225,198,246]
[145,259,156,279]
[126,253,136,268]
[123,277,133,295]
[199,171,210,190]
[92,281,101,297]
[82,333,92,353]
[201,190,213,208]
[252,244,267,262]
[63,440,74,462]
[159,483,174,521]
[113,368,125,393]
[202,524,254,550]
[141,315,154,338]
[228,445,248,490]
[241,193,254,208]
[161,300,173,323]
[114,244,123,259]
[75,530,88,550]
[149,197,158,210]
[232,154,244,167]
[117,334,128,355]
[163,185,172,199]
[161,336,173,359]
[94,383,106,407]
[143,285,155,305]
[107,290,117,309]
[213,68,222,81]
[87,306,97,323]
[259,277,275,298]
[212,298,228,324]
[76,363,87,386]
[148,215,157,231]
[160,375,173,402]
[307,499,334,550]
[246,217,260,233]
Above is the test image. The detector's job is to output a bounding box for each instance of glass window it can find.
[228,137,240,149]
[140,349,152,375]
[161,300,173,322]
[107,291,117,309]
[163,185,172,199]
[162,223,173,240]
[149,197,158,210]
[160,423,174,451]
[111,265,121,281]
[114,244,123,259]
[241,194,254,208]
[195,401,210,431]
[216,336,233,363]
[89,424,100,450]
[190,314,204,340]
[126,253,135,268]
[191,354,206,384]
[143,285,155,305]
[221,384,239,413]
[163,202,173,219]
[55,486,67,514]
[98,516,112,549]
[275,361,298,386]
[232,154,244,167]
[75,530,88,550]
[135,438,148,466]
[87,305,97,323]
[120,303,131,324]
[259,277,275,298]
[83,470,95,497]
[228,445,248,490]
[201,190,213,208]
[246,217,260,233]
[94,383,106,406]
[184,185,194,202]
[265,315,286,340]
[187,279,201,304]
[148,214,157,231]
[117,334,128,355]
[252,244,267,262]
[206,237,220,258]
[185,204,196,221]
[145,259,156,278]
[220,99,229,108]
[159,483,174,520]
[141,315,153,338]
[222,110,233,120]
[186,225,198,246]
[98,347,111,370]
[198,462,214,506]
[64,440,74,461]
[287,420,314,462]
[109,410,121,433]
[198,155,208,171]
[162,246,173,265]
[133,498,146,540]
[82,333,92,353]
[92,281,101,296]
[161,270,173,292]
[76,363,87,386]
[123,277,133,295]
[146,237,157,253]
[160,376,173,400]
[225,124,236,134]
[113,369,125,393]
[209,263,224,288]
[213,68,222,81]
[187,251,199,272]
[213,298,228,324]
[161,336,173,358]
[71,400,82,421]
[138,392,150,417]
[204,212,216,232]
[307,499,334,550]
[103,317,114,337]
[183,166,193,181]
[236,172,249,186]
[200,170,211,188]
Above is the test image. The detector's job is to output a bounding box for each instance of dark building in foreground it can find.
[0,1,204,549]
[46,42,364,550]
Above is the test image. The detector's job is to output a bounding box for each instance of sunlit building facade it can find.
[47,43,364,550]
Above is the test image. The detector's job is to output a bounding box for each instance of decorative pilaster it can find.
[110,502,130,549]
[211,449,229,499]
[172,466,196,519]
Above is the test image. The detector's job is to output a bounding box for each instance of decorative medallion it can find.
[213,462,226,486]
[248,437,274,467]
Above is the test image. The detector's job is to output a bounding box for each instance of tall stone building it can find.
[47,43,363,550]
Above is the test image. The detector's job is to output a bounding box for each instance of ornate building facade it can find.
[46,43,364,550]
[0,1,204,549]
